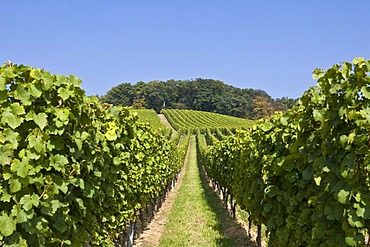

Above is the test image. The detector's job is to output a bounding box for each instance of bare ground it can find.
[158,114,176,132]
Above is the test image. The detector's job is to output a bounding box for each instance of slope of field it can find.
[131,109,173,139]
[131,109,168,131]
[161,109,254,131]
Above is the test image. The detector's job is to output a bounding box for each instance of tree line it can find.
[100,78,296,119]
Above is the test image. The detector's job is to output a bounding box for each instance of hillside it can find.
[130,109,168,131]
[100,78,296,120]
[161,109,254,131]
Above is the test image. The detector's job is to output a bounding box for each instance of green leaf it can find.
[33,112,48,130]
[4,129,20,149]
[312,68,324,79]
[14,85,32,105]
[69,74,82,87]
[361,86,370,99]
[74,138,82,150]
[324,205,343,220]
[0,90,7,102]
[0,212,17,237]
[352,57,364,65]
[302,166,313,180]
[2,69,16,79]
[348,209,364,228]
[347,132,355,144]
[1,193,11,202]
[9,179,22,193]
[280,117,288,126]
[50,154,68,172]
[341,62,352,79]
[41,72,54,90]
[10,102,25,115]
[28,83,42,98]
[53,216,68,233]
[1,145,14,165]
[359,107,370,123]
[55,108,69,124]
[20,194,39,211]
[260,122,274,132]
[50,200,67,214]
[16,210,28,223]
[345,237,355,246]
[28,134,44,153]
[30,68,42,80]
[313,109,324,122]
[74,198,87,216]
[10,159,29,178]
[0,75,6,90]
[313,176,321,186]
[1,109,24,129]
[337,189,350,204]
[11,204,33,224]
[313,221,326,239]
[57,87,73,100]
[105,129,117,141]
[71,178,85,189]
[355,206,365,218]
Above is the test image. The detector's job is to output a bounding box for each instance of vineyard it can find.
[131,109,172,139]
[0,64,186,246]
[1,58,370,246]
[201,58,370,246]
[161,109,254,132]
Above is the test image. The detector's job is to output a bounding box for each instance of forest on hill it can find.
[100,78,296,119]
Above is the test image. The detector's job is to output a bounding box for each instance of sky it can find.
[1,1,369,99]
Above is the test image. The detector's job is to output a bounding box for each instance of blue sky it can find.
[2,1,369,99]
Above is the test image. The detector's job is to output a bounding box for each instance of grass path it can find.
[133,140,189,247]
[158,136,255,247]
[158,114,176,132]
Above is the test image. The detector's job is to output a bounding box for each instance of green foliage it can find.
[161,109,254,134]
[201,58,370,246]
[130,109,172,138]
[101,78,296,119]
[0,63,181,246]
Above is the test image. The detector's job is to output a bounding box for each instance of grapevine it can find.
[202,58,370,246]
[0,63,181,246]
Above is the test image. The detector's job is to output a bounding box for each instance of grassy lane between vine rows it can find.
[158,136,256,247]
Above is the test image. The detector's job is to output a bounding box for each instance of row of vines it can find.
[131,109,172,139]
[161,108,254,131]
[201,58,370,246]
[0,63,182,246]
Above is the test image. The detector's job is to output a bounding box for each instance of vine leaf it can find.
[50,154,68,172]
[33,113,48,130]
[0,212,16,237]
[9,178,22,193]
[19,194,40,211]
[337,189,350,204]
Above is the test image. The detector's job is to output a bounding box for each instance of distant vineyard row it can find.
[161,108,254,133]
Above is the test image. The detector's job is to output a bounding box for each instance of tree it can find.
[100,83,134,106]
[100,78,296,119]
[132,90,146,109]
[252,95,274,119]
[273,97,297,112]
